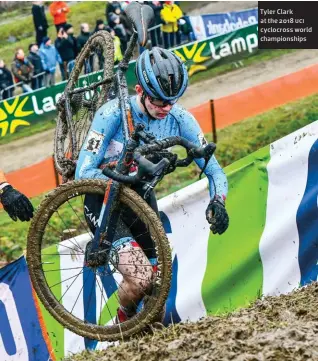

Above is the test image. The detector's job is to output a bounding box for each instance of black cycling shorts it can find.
[84,184,158,260]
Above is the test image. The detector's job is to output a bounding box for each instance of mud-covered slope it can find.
[68,282,318,361]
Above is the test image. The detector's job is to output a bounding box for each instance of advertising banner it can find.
[1,121,318,360]
[175,24,258,76]
[189,8,258,41]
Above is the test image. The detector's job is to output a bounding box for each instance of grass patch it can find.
[0,119,56,145]
[1,92,318,262]
[156,92,318,197]
[0,2,106,66]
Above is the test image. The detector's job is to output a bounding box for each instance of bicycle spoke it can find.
[112,277,139,310]
[117,263,153,267]
[127,216,139,229]
[46,222,84,254]
[57,243,84,254]
[58,269,83,303]
[134,231,150,240]
[56,210,84,253]
[67,199,92,236]
[114,271,153,283]
[42,253,84,256]
[44,266,84,272]
[99,272,122,307]
[49,270,84,289]
[84,269,96,321]
[71,268,90,314]
[95,277,115,326]
[99,276,104,326]
[114,247,155,254]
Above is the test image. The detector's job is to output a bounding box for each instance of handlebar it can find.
[102,136,216,185]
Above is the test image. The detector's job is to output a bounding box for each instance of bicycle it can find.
[27,2,217,341]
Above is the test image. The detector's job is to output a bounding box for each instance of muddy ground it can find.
[68,282,318,361]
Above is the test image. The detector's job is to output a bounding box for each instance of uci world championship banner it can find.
[0,25,259,141]
[1,121,318,360]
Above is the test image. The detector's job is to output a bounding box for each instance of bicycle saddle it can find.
[124,2,154,47]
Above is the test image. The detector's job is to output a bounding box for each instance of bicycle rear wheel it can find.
[54,31,114,181]
[27,179,172,341]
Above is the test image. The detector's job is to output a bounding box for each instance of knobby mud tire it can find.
[54,31,114,180]
[26,179,172,341]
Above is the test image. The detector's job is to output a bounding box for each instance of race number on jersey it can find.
[84,130,105,155]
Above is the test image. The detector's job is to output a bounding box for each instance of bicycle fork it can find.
[84,179,121,268]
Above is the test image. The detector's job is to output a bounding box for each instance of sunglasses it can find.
[147,95,178,107]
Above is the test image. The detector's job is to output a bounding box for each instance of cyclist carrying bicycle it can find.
[0,169,34,222]
[75,47,229,323]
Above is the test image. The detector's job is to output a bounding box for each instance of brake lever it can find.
[199,143,216,179]
[140,158,169,198]
[199,157,209,179]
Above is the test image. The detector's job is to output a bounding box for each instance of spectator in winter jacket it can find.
[27,43,44,90]
[160,1,183,48]
[11,49,34,93]
[94,19,106,33]
[106,1,122,23]
[0,60,14,100]
[32,1,49,46]
[108,13,128,53]
[39,36,62,87]
[55,24,77,80]
[77,23,91,74]
[105,1,133,39]
[49,1,70,32]
[105,26,123,65]
[77,23,90,54]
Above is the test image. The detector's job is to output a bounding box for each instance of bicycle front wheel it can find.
[27,179,172,341]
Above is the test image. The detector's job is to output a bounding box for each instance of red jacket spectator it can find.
[49,1,70,31]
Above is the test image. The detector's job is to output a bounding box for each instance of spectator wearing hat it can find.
[94,19,106,33]
[11,49,34,93]
[32,1,49,46]
[49,1,70,32]
[105,1,132,37]
[0,59,14,100]
[55,24,77,80]
[39,36,62,87]
[106,1,122,23]
[27,43,44,90]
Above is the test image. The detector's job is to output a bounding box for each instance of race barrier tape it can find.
[1,121,318,360]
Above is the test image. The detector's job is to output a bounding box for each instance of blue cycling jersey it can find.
[75,96,228,200]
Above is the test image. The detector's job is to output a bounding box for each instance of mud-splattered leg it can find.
[116,241,153,309]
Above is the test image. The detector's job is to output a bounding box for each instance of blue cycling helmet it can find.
[136,47,188,101]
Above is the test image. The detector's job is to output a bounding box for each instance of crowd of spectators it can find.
[0,1,193,101]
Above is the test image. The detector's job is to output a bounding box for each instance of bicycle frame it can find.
[85,30,141,264]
